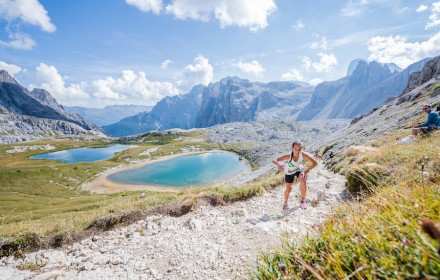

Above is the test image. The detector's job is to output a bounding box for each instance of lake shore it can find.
[83,150,251,194]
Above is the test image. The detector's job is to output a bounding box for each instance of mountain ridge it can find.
[296,58,428,120]
[0,70,105,143]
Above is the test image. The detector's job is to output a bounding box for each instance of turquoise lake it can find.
[30,144,133,164]
[108,152,246,187]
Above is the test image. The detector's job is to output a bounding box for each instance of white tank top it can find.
[284,151,304,175]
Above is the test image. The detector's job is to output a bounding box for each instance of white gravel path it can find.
[0,163,346,280]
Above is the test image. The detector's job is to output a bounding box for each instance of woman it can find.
[272,141,317,210]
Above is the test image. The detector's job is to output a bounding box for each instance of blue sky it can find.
[1,0,440,107]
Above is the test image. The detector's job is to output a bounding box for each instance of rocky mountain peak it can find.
[219,76,243,85]
[346,58,367,76]
[0,70,19,84]
[349,60,393,90]
[29,88,63,110]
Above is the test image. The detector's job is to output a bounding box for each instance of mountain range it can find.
[103,58,428,137]
[103,77,313,136]
[65,105,152,126]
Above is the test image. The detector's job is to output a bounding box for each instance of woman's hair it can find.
[289,141,302,162]
[291,141,302,148]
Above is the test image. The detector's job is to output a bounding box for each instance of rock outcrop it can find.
[0,114,105,144]
[403,56,440,94]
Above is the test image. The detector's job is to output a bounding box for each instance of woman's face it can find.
[292,144,302,154]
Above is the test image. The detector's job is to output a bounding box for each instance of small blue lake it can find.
[30,144,133,164]
[108,152,246,187]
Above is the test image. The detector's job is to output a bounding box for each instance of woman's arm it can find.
[302,152,318,174]
[272,154,290,165]
[272,154,290,171]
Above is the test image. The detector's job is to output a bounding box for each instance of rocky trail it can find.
[1,163,346,280]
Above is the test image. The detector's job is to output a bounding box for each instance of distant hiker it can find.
[317,150,323,161]
[329,151,334,158]
[412,104,440,136]
[272,141,318,210]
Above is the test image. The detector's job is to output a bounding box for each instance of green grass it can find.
[0,139,181,238]
[0,136,264,240]
[254,131,440,279]
[429,82,440,93]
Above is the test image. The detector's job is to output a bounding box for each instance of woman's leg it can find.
[284,183,293,205]
[299,177,307,201]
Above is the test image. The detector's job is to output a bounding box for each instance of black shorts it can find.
[285,171,301,183]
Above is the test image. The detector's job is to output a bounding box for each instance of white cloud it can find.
[0,0,56,32]
[165,0,276,32]
[395,6,410,15]
[309,78,323,85]
[233,60,265,77]
[125,0,163,14]
[0,0,55,50]
[160,59,172,69]
[417,5,428,13]
[29,63,89,102]
[90,70,179,104]
[28,64,179,106]
[0,61,22,76]
[180,55,213,88]
[340,0,408,17]
[426,1,440,29]
[0,32,36,50]
[340,0,367,17]
[367,32,440,68]
[281,68,303,81]
[311,37,328,50]
[292,19,304,31]
[302,53,338,73]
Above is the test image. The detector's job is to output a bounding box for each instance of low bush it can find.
[0,232,41,258]
[346,163,396,194]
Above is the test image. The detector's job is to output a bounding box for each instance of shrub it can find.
[50,232,68,247]
[0,232,41,258]
[345,163,396,194]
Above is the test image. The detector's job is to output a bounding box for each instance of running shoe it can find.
[282,203,288,211]
[300,200,307,209]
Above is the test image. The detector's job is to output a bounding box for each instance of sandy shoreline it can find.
[83,150,250,194]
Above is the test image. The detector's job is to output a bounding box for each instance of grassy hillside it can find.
[0,139,178,238]
[254,129,440,279]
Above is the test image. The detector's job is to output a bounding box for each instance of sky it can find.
[1,0,440,108]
